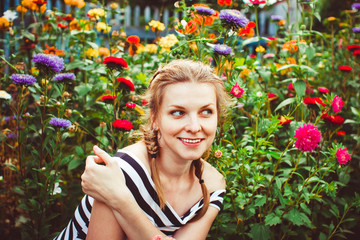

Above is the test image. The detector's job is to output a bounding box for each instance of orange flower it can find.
[0,17,10,32]
[282,40,298,54]
[217,0,232,6]
[98,47,110,57]
[278,116,292,125]
[126,35,140,44]
[43,44,65,56]
[16,5,28,13]
[58,23,68,29]
[238,21,256,39]
[185,20,197,34]
[69,19,81,31]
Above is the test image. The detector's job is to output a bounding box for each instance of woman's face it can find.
[154,82,218,162]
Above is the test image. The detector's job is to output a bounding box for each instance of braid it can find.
[142,129,166,209]
[191,159,210,222]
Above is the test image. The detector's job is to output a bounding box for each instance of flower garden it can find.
[0,0,360,239]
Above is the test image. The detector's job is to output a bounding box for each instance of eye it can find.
[201,109,213,115]
[170,110,184,117]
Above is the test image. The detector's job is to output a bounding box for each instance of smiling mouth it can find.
[178,138,203,143]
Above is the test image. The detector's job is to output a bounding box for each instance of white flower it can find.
[51,182,62,195]
[0,90,11,100]
[3,10,17,22]
[256,91,263,97]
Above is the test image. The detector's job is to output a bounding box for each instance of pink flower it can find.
[126,102,136,108]
[112,119,133,131]
[214,150,222,158]
[336,147,351,165]
[294,123,322,152]
[230,83,244,98]
[288,83,294,91]
[318,87,329,94]
[331,95,344,114]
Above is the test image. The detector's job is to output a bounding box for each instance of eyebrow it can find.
[168,103,216,109]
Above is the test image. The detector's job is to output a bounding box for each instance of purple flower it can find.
[194,6,215,16]
[10,74,36,86]
[52,73,76,82]
[271,15,283,21]
[49,117,71,128]
[32,54,64,75]
[219,9,249,30]
[214,44,232,55]
[353,27,360,33]
[352,3,360,9]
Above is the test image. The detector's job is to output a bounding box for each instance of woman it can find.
[55,59,231,240]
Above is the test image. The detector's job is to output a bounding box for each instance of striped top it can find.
[54,150,225,239]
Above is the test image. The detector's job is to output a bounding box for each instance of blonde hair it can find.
[141,59,230,221]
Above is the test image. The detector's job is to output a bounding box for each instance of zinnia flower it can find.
[249,0,267,5]
[112,119,133,131]
[103,56,128,72]
[217,0,232,6]
[294,123,322,152]
[331,95,344,113]
[336,147,351,165]
[126,35,140,44]
[304,97,326,107]
[214,44,232,55]
[230,83,244,98]
[338,66,352,72]
[117,77,135,91]
[32,54,64,76]
[219,9,249,31]
[321,113,345,125]
[0,17,10,32]
[11,74,37,86]
[49,117,72,128]
[43,44,65,56]
[353,50,360,56]
[148,20,166,32]
[98,47,110,57]
[52,73,76,82]
[278,115,291,125]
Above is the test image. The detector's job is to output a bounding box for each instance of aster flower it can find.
[52,73,76,82]
[32,54,64,76]
[331,95,344,114]
[214,44,232,55]
[112,119,133,131]
[294,123,322,152]
[194,6,216,16]
[353,27,360,33]
[336,147,351,165]
[103,56,128,72]
[117,77,135,91]
[11,74,37,86]
[219,9,249,31]
[230,83,244,98]
[49,117,72,128]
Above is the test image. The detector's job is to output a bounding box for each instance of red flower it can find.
[338,66,352,72]
[353,50,360,56]
[62,14,74,22]
[101,95,117,104]
[217,0,232,6]
[230,83,244,98]
[142,98,148,106]
[288,83,294,91]
[318,87,329,94]
[126,102,136,108]
[331,115,345,125]
[112,119,133,131]
[336,147,351,165]
[346,45,360,51]
[33,0,47,6]
[126,35,140,44]
[117,77,135,91]
[103,56,128,71]
[249,0,266,4]
[250,54,256,58]
[267,92,278,101]
[304,97,326,107]
[336,131,346,136]
[294,123,322,152]
[278,115,292,125]
[58,23,68,29]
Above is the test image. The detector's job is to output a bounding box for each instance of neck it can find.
[156,154,193,182]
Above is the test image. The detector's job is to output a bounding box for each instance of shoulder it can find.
[202,160,226,192]
[120,141,151,171]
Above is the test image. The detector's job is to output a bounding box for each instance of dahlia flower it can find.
[331,95,344,114]
[294,123,322,152]
[336,147,351,165]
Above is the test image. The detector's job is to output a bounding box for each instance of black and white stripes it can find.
[54,150,225,239]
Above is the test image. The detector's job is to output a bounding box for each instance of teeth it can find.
[182,138,201,143]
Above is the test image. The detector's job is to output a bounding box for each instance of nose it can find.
[185,115,201,133]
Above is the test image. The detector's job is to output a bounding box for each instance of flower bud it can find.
[99,121,106,128]
[65,109,72,117]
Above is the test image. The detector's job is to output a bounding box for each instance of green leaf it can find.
[74,84,92,97]
[250,223,271,240]
[294,80,306,98]
[22,31,35,41]
[4,163,19,173]
[283,208,312,227]
[66,59,86,71]
[254,195,266,207]
[86,41,98,49]
[305,45,315,61]
[75,146,85,158]
[234,58,245,67]
[274,97,296,112]
[265,213,282,226]
[68,158,83,171]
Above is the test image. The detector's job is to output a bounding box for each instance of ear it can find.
[150,110,159,130]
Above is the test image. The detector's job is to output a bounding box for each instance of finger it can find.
[93,156,103,164]
[93,145,113,166]
[85,155,97,167]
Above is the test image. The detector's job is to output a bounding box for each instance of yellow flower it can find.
[21,0,47,13]
[255,46,265,53]
[88,8,106,20]
[110,2,119,9]
[143,44,158,54]
[64,0,85,8]
[96,22,111,33]
[98,47,110,57]
[0,17,10,31]
[86,48,99,59]
[327,16,336,22]
[240,68,251,79]
[148,20,165,32]
[16,5,28,13]
[339,22,348,28]
[158,34,178,49]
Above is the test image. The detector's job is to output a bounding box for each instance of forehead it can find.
[160,82,217,108]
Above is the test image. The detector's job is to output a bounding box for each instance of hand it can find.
[81,145,127,205]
